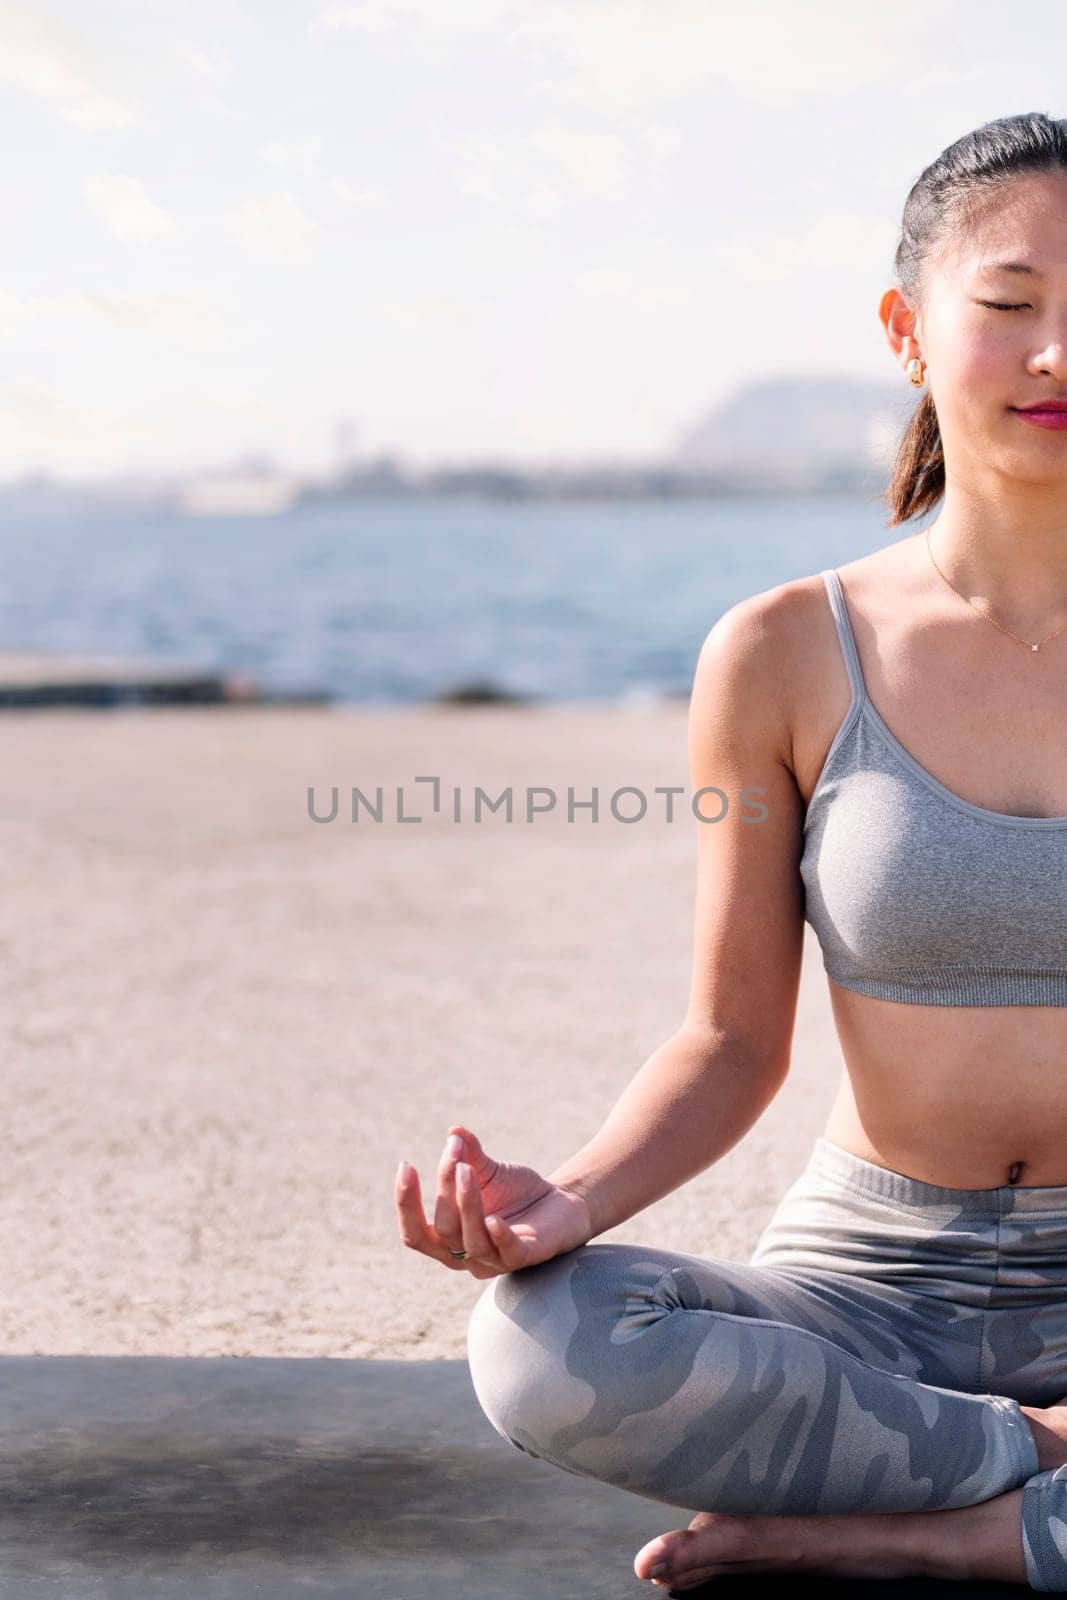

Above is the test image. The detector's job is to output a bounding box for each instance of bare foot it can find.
[633,1486,1028,1591]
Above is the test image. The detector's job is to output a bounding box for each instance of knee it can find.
[465,1248,594,1460]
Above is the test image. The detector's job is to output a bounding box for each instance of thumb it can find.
[446,1123,493,1175]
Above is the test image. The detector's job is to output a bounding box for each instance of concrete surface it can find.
[0,1355,1035,1598]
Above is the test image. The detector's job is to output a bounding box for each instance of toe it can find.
[633,1547,668,1580]
[634,1529,685,1580]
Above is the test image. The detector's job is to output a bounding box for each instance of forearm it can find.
[547,1026,786,1239]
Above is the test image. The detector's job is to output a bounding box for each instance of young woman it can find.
[395,111,1067,1592]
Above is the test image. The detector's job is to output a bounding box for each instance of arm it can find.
[547,586,808,1240]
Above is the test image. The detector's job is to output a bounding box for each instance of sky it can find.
[2,0,1066,483]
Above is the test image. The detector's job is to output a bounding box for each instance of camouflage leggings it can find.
[467,1136,1067,1591]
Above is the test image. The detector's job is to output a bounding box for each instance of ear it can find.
[880,286,923,374]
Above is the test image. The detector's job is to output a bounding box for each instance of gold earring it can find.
[906,357,926,387]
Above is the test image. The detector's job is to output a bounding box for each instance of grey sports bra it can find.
[799,568,1067,1006]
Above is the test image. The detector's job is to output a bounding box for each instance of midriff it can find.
[821,976,1067,1189]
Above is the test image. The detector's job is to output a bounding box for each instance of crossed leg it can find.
[466,1242,1067,1587]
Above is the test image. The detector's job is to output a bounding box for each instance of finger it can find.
[446,1125,501,1190]
[396,1161,437,1255]
[433,1134,465,1251]
[455,1160,500,1263]
[452,1163,520,1274]
[396,1163,458,1261]
[396,1161,474,1270]
[482,1207,522,1269]
[397,1153,514,1276]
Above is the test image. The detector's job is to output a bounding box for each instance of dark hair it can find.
[885,111,1067,526]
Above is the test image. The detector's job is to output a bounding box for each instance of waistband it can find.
[807,1136,1067,1218]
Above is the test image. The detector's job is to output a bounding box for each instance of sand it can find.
[1,703,841,1359]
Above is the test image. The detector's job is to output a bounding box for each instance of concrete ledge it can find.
[0,1355,1033,1598]
[0,652,329,707]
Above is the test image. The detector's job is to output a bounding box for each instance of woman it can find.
[394,111,1067,1592]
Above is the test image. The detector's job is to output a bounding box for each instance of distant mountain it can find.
[0,373,926,517]
[673,373,920,489]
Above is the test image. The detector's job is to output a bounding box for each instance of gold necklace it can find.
[924,527,1067,653]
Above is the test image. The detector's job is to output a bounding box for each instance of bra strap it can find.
[820,569,867,706]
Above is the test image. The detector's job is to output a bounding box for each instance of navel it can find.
[1007,1160,1024,1186]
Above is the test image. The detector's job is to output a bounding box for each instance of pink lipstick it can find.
[1010,407,1067,430]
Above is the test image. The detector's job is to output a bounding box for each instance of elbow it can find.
[679,1017,791,1096]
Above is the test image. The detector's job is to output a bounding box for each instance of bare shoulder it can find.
[691,534,918,800]
[691,571,841,775]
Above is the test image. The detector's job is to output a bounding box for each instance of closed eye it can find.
[979,300,1030,312]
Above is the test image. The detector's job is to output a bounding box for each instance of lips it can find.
[1013,402,1067,412]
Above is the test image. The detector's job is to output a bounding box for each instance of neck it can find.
[926,500,1067,629]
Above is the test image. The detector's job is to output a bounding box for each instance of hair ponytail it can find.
[884,390,943,527]
[882,110,1067,526]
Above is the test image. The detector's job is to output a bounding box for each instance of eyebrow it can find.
[977,260,1043,277]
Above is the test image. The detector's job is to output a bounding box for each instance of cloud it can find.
[259,136,379,210]
[311,0,400,31]
[526,128,628,195]
[638,121,682,166]
[82,172,321,267]
[537,1,959,111]
[86,292,205,330]
[0,286,202,339]
[0,379,148,474]
[506,1,903,112]
[227,190,320,266]
[311,0,518,33]
[0,285,46,338]
[709,213,899,283]
[450,116,684,222]
[453,134,557,217]
[259,135,327,178]
[574,264,688,310]
[322,174,379,208]
[312,0,955,113]
[82,173,182,245]
[0,0,135,129]
[175,41,229,81]
[452,124,632,219]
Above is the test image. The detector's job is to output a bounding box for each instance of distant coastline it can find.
[0,372,908,521]
[0,456,888,522]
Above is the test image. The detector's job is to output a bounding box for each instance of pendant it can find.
[1032,643,1040,651]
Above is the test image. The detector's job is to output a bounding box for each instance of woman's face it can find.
[898,169,1067,488]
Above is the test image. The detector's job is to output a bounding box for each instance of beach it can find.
[3,703,840,1360]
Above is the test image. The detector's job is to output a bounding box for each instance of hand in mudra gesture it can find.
[395,1124,593,1278]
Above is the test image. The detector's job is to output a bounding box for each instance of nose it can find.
[1029,336,1067,379]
